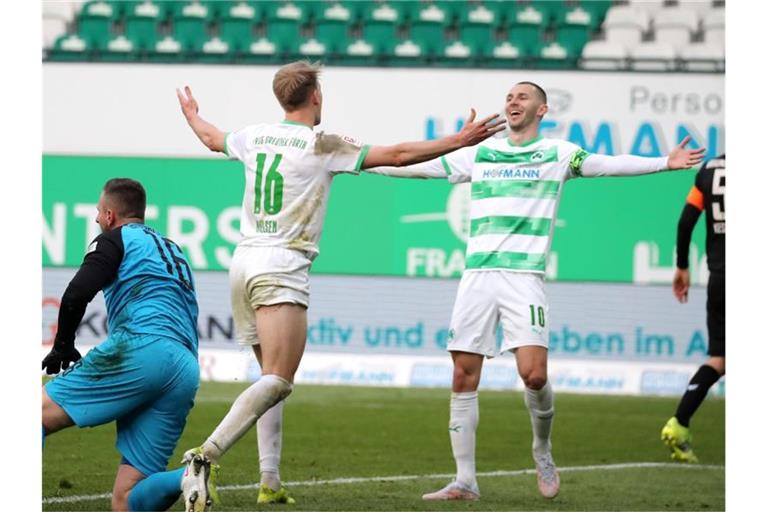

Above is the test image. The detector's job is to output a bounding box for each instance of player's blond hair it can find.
[272,60,322,112]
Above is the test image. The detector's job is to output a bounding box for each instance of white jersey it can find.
[407,136,588,274]
[225,121,369,259]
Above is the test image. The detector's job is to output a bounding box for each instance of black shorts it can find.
[706,271,725,357]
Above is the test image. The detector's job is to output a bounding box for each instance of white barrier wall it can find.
[44,64,724,158]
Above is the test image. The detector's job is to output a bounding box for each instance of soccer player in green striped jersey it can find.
[371,81,706,501]
[176,60,504,508]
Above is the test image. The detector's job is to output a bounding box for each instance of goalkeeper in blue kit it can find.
[42,178,213,512]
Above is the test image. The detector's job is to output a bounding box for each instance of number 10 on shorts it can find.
[529,304,545,327]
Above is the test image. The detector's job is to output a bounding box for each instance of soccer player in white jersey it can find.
[369,81,706,501]
[175,60,505,509]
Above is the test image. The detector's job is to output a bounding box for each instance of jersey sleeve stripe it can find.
[354,145,371,172]
[686,185,705,210]
[440,156,453,176]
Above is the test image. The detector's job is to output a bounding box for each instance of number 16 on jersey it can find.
[254,153,284,215]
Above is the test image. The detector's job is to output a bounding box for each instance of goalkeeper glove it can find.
[42,340,82,375]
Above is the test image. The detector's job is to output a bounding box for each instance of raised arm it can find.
[177,86,226,153]
[577,136,706,177]
[361,109,505,169]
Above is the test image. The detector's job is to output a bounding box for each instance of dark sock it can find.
[675,365,721,427]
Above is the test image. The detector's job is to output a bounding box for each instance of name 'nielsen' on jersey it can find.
[225,121,370,260]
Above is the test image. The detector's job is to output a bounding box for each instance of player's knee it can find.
[452,364,480,391]
[707,357,725,376]
[111,489,129,512]
[522,374,547,390]
[264,374,293,403]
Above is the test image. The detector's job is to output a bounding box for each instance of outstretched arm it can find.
[177,86,226,153]
[361,109,505,169]
[363,160,449,179]
[577,136,706,177]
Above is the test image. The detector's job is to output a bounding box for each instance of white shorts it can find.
[230,245,311,346]
[447,270,549,357]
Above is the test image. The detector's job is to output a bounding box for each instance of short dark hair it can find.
[103,178,146,220]
[516,81,547,104]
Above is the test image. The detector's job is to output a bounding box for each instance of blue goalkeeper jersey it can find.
[102,223,198,354]
[54,222,199,356]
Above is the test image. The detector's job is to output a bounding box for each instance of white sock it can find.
[449,391,479,489]
[202,374,292,463]
[524,381,554,456]
[258,400,284,490]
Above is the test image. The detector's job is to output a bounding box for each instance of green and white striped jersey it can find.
[225,121,370,259]
[439,136,588,274]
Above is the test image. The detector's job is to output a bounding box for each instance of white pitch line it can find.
[43,462,724,504]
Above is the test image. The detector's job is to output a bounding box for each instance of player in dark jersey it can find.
[661,154,725,463]
[42,179,212,512]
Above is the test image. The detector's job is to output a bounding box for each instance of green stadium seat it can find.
[361,0,407,24]
[123,1,163,52]
[247,36,280,58]
[359,2,405,56]
[534,40,578,69]
[220,2,258,53]
[458,27,495,57]
[434,0,463,25]
[297,37,328,58]
[458,2,504,57]
[555,25,590,56]
[170,2,212,53]
[263,1,308,54]
[312,2,353,54]
[315,21,351,54]
[554,3,599,30]
[389,38,428,66]
[101,34,137,62]
[506,2,546,53]
[48,33,90,61]
[409,2,451,57]
[314,1,355,22]
[264,0,311,24]
[441,39,478,65]
[150,35,185,62]
[199,36,234,62]
[530,0,568,26]
[78,0,118,50]
[578,0,612,27]
[487,34,529,69]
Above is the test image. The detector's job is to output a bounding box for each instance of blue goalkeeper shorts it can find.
[45,334,200,476]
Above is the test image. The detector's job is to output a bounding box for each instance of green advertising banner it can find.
[43,155,706,283]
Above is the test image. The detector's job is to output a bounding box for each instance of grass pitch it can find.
[43,382,725,511]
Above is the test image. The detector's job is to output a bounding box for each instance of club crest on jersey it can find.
[530,150,545,162]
